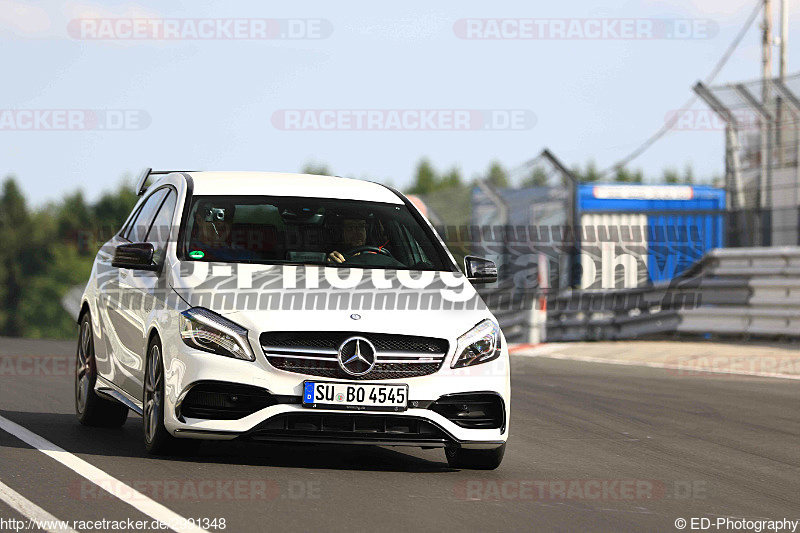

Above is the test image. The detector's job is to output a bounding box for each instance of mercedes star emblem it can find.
[337,336,377,376]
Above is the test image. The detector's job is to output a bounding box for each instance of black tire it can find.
[143,337,189,455]
[75,312,129,427]
[445,443,506,470]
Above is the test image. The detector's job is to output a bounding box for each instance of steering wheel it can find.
[347,245,393,257]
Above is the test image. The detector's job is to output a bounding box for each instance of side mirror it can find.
[112,243,158,271]
[464,256,498,284]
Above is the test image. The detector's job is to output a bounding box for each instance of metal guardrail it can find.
[546,278,751,342]
[697,247,800,277]
[546,246,800,341]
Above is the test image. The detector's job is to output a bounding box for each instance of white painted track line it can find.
[0,479,79,533]
[0,415,209,533]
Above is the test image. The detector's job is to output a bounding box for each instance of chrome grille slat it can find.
[261,346,338,356]
[377,351,445,359]
[262,353,338,361]
[378,357,442,365]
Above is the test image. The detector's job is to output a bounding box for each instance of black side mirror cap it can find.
[112,242,158,271]
[464,255,498,284]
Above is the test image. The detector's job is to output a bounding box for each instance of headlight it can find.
[179,308,255,361]
[451,320,502,368]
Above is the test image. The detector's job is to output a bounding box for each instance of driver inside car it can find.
[191,202,240,261]
[327,216,389,264]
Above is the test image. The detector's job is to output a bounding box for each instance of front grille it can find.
[248,413,449,445]
[261,332,447,353]
[260,332,448,380]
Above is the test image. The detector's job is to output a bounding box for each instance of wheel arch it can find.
[147,324,162,350]
[78,300,91,324]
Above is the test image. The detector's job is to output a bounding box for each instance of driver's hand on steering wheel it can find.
[327,251,346,263]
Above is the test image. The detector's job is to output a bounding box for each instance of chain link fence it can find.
[697,72,800,246]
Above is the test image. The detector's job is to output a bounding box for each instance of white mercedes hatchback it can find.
[76,170,510,469]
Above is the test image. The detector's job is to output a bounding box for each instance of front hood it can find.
[226,307,491,341]
[169,262,494,339]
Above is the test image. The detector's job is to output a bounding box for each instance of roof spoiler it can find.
[135,168,198,196]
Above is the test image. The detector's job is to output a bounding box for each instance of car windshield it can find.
[181,195,451,271]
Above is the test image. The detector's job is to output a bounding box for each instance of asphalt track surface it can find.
[0,337,798,533]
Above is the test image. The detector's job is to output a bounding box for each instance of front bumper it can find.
[160,329,511,448]
[174,407,506,449]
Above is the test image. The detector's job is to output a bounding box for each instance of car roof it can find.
[183,172,403,204]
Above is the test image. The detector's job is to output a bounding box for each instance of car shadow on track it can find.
[0,410,457,473]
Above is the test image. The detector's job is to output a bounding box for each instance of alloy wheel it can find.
[143,344,163,444]
[75,319,94,414]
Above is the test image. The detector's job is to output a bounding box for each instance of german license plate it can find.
[302,381,408,411]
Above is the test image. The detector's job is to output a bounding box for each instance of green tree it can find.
[406,158,439,195]
[577,160,602,182]
[20,242,94,338]
[301,162,333,176]
[0,177,32,336]
[485,161,509,188]
[93,181,138,231]
[522,166,549,187]
[0,175,142,338]
[440,166,463,189]
[569,161,601,182]
[682,163,695,185]
[662,167,680,184]
[614,166,644,183]
[56,190,92,242]
[87,181,138,253]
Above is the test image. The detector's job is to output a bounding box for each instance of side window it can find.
[125,189,168,242]
[119,201,143,238]
[145,190,178,262]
